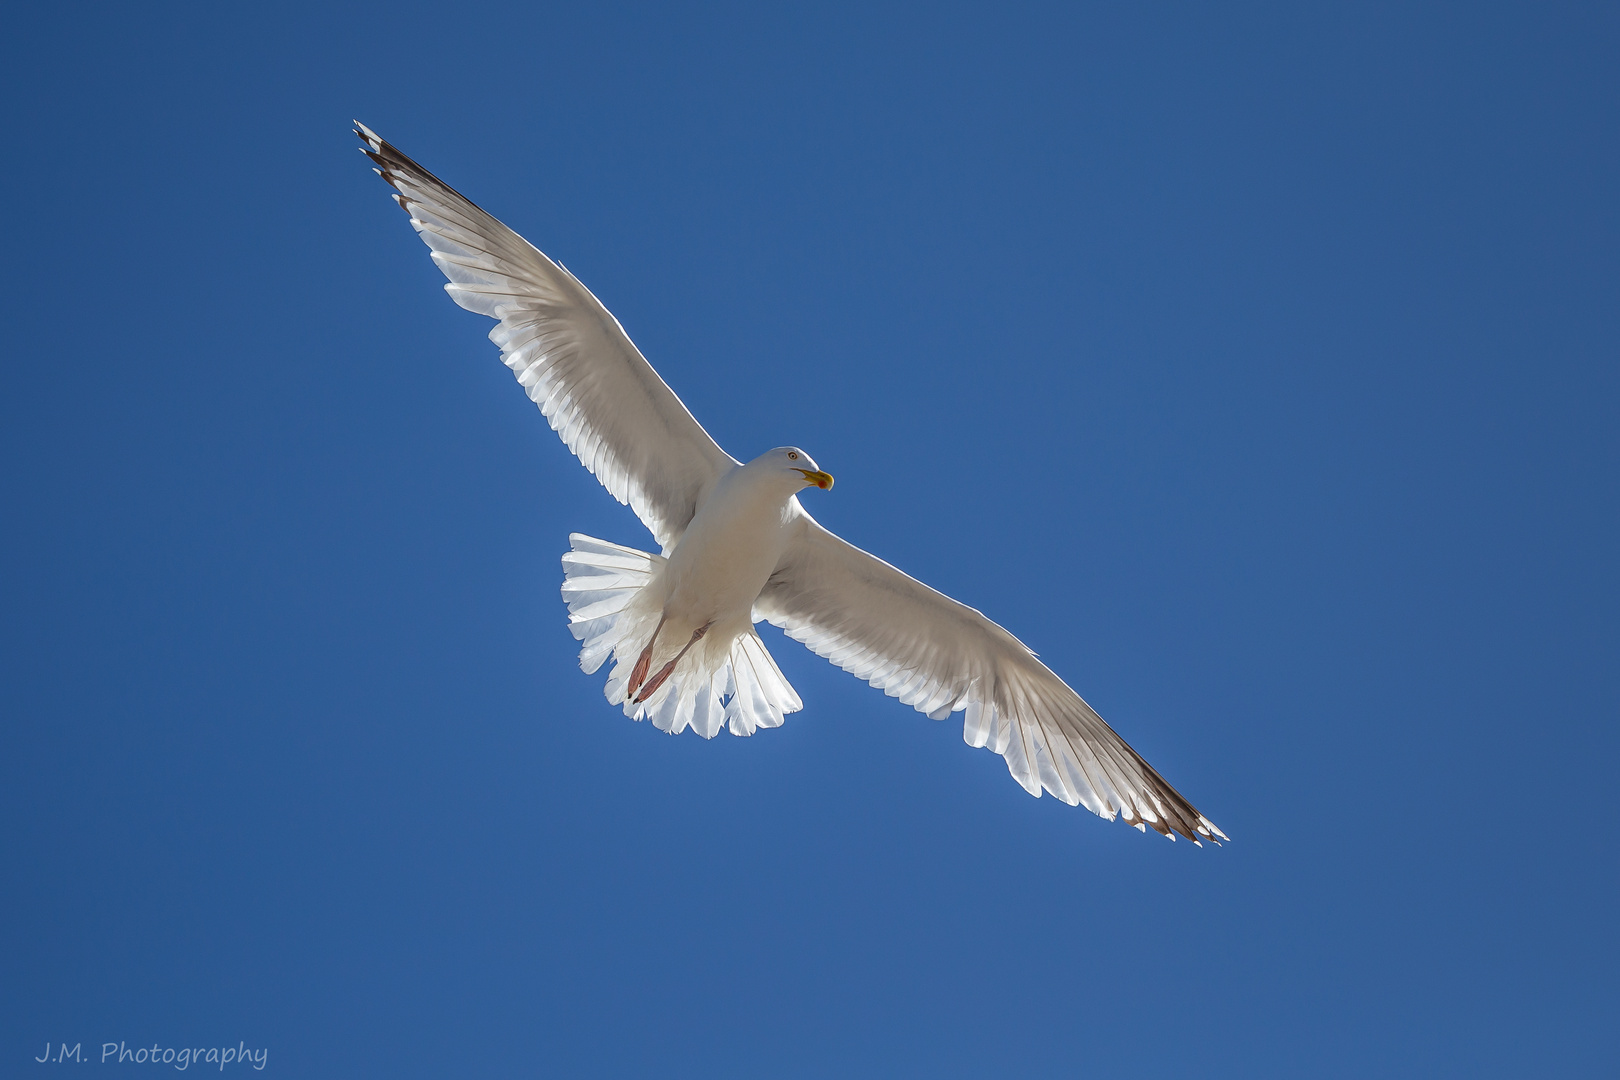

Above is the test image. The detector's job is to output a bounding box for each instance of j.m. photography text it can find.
[33,1041,267,1070]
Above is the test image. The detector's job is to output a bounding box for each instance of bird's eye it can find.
[788,452,798,460]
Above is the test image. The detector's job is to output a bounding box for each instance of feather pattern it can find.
[755,505,1226,843]
[356,122,736,551]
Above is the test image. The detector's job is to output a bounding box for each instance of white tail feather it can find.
[561,533,801,737]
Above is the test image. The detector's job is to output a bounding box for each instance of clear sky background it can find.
[3,2,1616,1076]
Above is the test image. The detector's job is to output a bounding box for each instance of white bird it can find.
[358,122,1226,844]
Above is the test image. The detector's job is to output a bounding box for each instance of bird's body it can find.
[358,121,1226,843]
[596,449,823,729]
[659,452,804,641]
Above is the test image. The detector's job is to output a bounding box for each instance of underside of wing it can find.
[357,122,736,549]
[755,506,1225,843]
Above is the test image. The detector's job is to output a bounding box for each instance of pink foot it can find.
[632,623,710,705]
[626,615,667,699]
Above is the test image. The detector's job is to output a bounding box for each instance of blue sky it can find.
[3,2,1616,1076]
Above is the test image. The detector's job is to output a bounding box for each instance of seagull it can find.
[357,122,1226,844]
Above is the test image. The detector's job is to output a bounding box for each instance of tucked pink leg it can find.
[634,623,710,704]
[626,614,667,699]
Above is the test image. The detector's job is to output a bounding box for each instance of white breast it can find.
[661,465,794,629]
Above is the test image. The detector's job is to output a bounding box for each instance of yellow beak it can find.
[794,468,835,491]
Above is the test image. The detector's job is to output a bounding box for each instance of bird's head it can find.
[757,446,834,491]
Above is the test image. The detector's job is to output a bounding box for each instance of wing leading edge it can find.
[358,122,736,550]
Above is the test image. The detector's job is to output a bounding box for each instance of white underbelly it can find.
[660,479,789,630]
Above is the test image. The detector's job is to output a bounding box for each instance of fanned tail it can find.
[560,534,665,675]
[561,534,802,737]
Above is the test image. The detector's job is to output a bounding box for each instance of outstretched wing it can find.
[755,506,1225,843]
[358,122,737,549]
